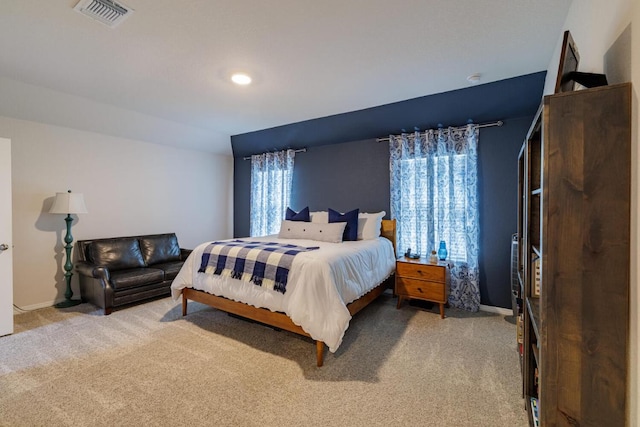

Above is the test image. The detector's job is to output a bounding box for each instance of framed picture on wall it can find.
[554,30,580,93]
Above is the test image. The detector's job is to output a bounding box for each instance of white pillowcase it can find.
[310,210,385,240]
[278,220,346,243]
[357,211,385,240]
[310,211,328,223]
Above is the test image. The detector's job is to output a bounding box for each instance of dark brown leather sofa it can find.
[75,233,191,315]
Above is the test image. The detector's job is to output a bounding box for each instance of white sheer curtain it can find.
[250,149,295,237]
[389,125,480,311]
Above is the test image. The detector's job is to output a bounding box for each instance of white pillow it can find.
[310,211,328,223]
[278,220,346,243]
[358,211,386,240]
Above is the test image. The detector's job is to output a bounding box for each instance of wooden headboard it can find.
[381,219,397,256]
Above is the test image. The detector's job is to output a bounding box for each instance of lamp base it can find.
[55,299,82,308]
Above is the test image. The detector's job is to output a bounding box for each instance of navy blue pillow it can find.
[285,206,310,222]
[328,208,359,241]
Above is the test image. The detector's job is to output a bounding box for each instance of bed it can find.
[171,219,396,366]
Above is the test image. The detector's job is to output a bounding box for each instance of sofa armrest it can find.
[75,261,111,282]
[75,261,115,315]
[180,248,193,261]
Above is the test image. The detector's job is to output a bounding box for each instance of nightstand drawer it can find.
[396,277,445,301]
[396,262,445,282]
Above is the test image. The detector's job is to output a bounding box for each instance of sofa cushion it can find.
[139,234,181,265]
[152,261,184,281]
[88,238,146,270]
[109,268,165,290]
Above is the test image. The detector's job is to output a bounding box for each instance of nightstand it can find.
[395,257,451,319]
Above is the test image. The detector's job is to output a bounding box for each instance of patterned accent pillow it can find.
[285,206,310,222]
[278,220,346,243]
[328,208,359,241]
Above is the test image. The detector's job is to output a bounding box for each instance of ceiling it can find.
[0,0,572,154]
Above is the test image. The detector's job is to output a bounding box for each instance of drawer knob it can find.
[417,288,423,293]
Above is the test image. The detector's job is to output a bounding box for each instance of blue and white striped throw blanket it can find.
[198,240,319,294]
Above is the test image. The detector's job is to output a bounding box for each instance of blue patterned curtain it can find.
[389,125,480,311]
[250,149,295,237]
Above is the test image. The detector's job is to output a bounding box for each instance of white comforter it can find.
[171,235,395,352]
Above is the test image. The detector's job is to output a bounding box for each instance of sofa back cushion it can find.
[88,238,146,270]
[139,234,180,265]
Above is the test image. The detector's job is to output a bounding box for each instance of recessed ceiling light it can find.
[231,73,252,85]
[467,73,481,84]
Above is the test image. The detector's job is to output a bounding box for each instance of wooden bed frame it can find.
[181,219,396,367]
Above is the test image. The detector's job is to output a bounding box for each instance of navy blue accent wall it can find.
[291,138,390,214]
[232,72,545,309]
[233,138,390,237]
[232,72,546,158]
[477,116,532,308]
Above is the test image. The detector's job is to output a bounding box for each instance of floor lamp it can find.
[49,190,88,308]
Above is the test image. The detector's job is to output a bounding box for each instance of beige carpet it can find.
[0,293,527,427]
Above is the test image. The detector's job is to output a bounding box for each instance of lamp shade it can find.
[49,191,88,214]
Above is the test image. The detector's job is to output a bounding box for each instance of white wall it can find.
[543,0,634,94]
[2,116,233,309]
[0,76,232,155]
[544,0,639,423]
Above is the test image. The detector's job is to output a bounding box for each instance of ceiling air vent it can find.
[73,0,134,28]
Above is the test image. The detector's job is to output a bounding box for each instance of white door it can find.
[0,137,13,336]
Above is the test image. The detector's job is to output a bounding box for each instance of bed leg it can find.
[182,292,187,316]
[316,341,324,367]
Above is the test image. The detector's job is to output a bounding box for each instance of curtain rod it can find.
[242,148,307,161]
[375,120,503,143]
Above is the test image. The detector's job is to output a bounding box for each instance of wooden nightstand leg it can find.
[396,296,403,309]
[439,303,445,319]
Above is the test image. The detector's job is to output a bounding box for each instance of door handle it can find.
[0,244,9,251]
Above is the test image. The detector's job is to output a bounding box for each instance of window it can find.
[399,155,468,262]
[389,127,480,311]
[249,149,295,237]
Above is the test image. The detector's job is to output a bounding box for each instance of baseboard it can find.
[479,304,513,316]
[13,300,58,314]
